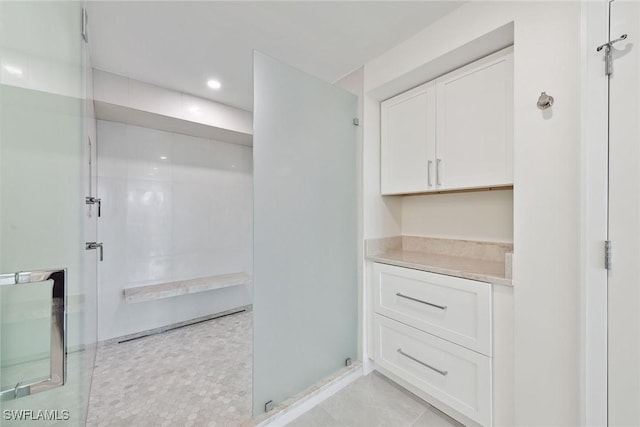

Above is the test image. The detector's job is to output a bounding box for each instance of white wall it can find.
[362,92,402,239]
[402,190,513,243]
[93,69,253,136]
[97,120,252,341]
[363,2,582,425]
[93,69,253,146]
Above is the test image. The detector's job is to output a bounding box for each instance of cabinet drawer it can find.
[373,263,491,355]
[374,315,491,426]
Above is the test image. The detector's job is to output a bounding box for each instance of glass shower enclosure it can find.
[0,1,96,425]
[252,51,358,415]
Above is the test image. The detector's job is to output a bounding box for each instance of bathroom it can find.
[0,1,637,426]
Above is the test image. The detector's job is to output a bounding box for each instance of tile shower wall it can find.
[97,120,252,341]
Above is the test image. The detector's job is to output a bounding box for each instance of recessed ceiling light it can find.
[207,79,221,90]
[160,156,167,160]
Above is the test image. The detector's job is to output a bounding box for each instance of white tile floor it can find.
[286,373,461,427]
[86,310,460,427]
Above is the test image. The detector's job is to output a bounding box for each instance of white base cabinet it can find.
[369,262,513,426]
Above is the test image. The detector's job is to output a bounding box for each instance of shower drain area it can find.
[86,310,252,427]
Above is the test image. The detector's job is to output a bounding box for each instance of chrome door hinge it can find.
[605,240,612,270]
[86,242,104,261]
[597,34,628,76]
[85,196,101,217]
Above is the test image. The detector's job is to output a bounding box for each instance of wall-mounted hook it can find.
[537,92,554,110]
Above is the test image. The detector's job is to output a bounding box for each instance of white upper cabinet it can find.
[381,47,513,195]
[381,81,436,195]
[436,49,513,190]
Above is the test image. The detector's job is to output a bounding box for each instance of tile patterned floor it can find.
[86,310,459,427]
[86,311,252,427]
[285,372,462,427]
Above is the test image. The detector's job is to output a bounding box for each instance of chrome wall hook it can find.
[596,34,628,52]
[537,92,554,110]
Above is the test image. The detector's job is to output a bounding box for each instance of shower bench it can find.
[123,272,251,303]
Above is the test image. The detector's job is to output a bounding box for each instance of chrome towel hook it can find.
[537,92,554,110]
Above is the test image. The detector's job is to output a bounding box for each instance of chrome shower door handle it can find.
[86,242,103,261]
[0,269,67,401]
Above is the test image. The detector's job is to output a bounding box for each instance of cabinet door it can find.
[435,48,513,191]
[381,81,436,195]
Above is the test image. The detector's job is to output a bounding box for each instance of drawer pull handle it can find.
[397,348,448,376]
[396,293,447,310]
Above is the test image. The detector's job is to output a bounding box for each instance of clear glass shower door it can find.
[252,51,358,416]
[0,1,95,425]
[608,1,640,425]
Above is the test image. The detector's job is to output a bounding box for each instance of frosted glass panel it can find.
[1,282,52,389]
[0,1,95,425]
[252,51,357,415]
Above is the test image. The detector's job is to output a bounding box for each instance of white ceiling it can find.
[87,1,464,112]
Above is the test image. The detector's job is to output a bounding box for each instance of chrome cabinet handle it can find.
[436,158,442,186]
[427,160,433,187]
[0,269,67,401]
[396,292,447,310]
[397,348,448,376]
[86,242,104,261]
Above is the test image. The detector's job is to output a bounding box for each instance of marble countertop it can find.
[366,236,513,287]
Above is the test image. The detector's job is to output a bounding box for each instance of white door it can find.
[608,1,640,425]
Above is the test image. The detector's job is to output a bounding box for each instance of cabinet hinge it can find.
[605,240,612,270]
